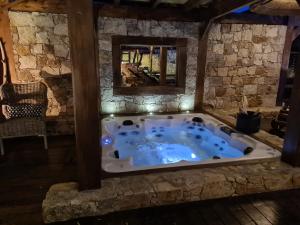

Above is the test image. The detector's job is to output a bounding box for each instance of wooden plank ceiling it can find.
[0,0,212,13]
[1,0,297,18]
[251,0,300,16]
[0,0,66,13]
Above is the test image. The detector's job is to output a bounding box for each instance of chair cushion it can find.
[2,104,43,119]
[0,118,46,137]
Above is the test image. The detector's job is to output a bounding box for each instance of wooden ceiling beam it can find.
[287,15,300,26]
[218,12,288,25]
[96,4,209,21]
[251,0,300,16]
[212,0,262,20]
[0,0,27,10]
[252,7,300,16]
[184,0,211,11]
[151,0,162,8]
[4,0,273,23]
[0,0,8,8]
[0,0,11,8]
[6,0,210,21]
[7,0,66,13]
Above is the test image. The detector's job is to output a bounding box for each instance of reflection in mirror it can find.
[120,45,177,87]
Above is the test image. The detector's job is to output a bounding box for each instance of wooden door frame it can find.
[276,21,300,106]
[282,55,300,166]
[0,9,17,83]
[67,0,102,190]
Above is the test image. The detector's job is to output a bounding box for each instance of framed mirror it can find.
[112,36,187,95]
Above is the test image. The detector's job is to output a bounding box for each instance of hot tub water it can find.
[112,121,244,167]
[101,113,280,173]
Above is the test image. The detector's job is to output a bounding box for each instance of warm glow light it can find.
[110,114,114,118]
[102,102,117,114]
[180,96,194,111]
[146,104,156,112]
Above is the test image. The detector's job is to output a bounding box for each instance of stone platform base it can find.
[205,108,284,150]
[42,108,291,223]
[42,160,300,223]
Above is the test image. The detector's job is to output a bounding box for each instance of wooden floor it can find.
[97,190,300,225]
[1,136,300,225]
[0,135,77,225]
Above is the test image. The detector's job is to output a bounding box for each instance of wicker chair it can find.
[0,82,48,155]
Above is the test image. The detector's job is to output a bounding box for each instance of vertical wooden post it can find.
[160,47,167,85]
[67,0,101,190]
[149,46,153,76]
[0,9,17,83]
[282,56,300,166]
[276,26,294,106]
[133,50,137,63]
[138,53,143,66]
[194,22,211,112]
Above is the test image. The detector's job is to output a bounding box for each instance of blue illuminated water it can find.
[233,5,250,14]
[102,135,113,145]
[113,121,244,167]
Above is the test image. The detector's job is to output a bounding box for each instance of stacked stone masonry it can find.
[7,12,288,132]
[43,160,300,223]
[8,11,74,134]
[98,17,200,114]
[204,24,287,109]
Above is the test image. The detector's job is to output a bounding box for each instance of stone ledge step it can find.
[42,161,300,223]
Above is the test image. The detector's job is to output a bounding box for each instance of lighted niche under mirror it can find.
[112,36,187,95]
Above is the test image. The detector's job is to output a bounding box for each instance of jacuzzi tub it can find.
[101,113,280,173]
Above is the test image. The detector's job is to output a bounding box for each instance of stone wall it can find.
[8,11,74,134]
[98,17,200,113]
[204,24,287,109]
[8,13,201,131]
[7,12,288,132]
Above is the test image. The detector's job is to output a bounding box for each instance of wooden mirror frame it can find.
[112,35,187,95]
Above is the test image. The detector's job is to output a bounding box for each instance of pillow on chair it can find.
[2,104,43,119]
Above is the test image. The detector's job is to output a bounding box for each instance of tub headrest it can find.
[220,126,236,136]
[123,120,134,126]
[192,117,203,123]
